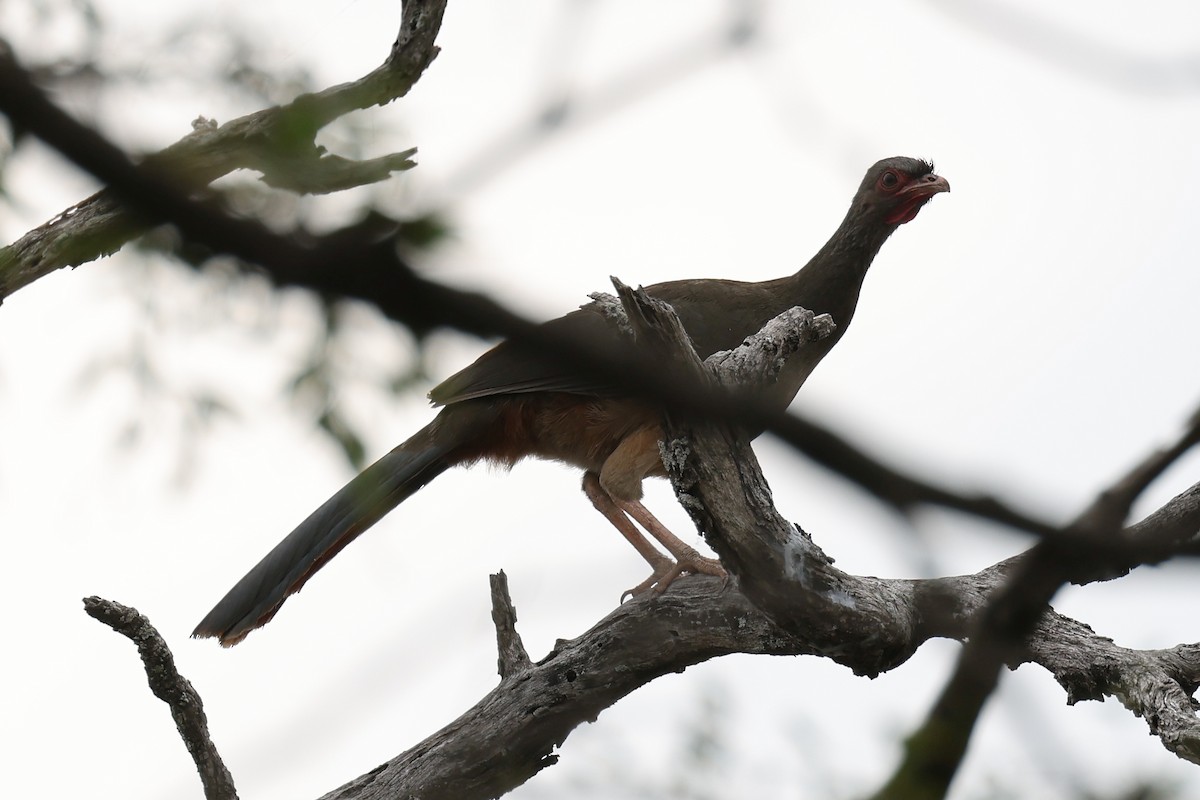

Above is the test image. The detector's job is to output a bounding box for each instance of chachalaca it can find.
[194,156,949,645]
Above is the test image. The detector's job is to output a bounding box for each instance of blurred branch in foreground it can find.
[0,0,445,300]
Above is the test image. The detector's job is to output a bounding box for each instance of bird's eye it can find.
[881,171,900,190]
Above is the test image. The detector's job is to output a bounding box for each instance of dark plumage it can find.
[194,156,948,645]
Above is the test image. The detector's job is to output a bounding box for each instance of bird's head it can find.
[854,157,950,226]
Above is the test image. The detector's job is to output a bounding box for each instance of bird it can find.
[194,156,949,645]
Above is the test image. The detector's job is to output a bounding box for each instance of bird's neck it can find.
[785,208,896,330]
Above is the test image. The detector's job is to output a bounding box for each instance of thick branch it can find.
[309,505,1200,800]
[86,537,1200,800]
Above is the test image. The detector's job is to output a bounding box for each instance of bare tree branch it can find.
[85,511,1200,800]
[1030,615,1200,764]
[490,570,533,679]
[83,597,238,800]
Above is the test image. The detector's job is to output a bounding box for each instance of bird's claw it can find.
[621,552,726,602]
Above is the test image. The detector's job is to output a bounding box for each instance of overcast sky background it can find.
[3,1,1200,798]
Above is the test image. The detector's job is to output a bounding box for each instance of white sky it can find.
[2,1,1200,798]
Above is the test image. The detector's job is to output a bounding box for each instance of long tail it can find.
[193,410,482,646]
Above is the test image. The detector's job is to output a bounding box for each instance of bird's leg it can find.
[592,429,726,598]
[581,472,675,580]
[616,498,727,592]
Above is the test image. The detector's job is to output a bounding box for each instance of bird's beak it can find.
[903,173,951,199]
[888,173,950,225]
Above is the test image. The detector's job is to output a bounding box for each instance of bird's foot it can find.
[621,563,682,602]
[620,547,726,602]
[672,546,726,582]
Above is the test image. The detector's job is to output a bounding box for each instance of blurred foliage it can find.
[128,204,449,471]
[0,0,455,475]
[71,265,239,487]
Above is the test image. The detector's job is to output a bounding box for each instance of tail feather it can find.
[194,418,456,646]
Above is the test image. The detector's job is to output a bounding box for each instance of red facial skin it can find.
[879,169,951,225]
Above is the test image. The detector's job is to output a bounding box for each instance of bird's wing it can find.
[428,304,625,405]
[428,280,775,407]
